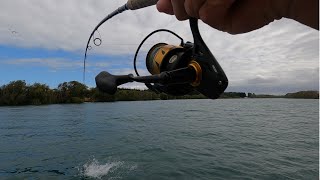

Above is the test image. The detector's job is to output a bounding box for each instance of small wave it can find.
[80,158,122,179]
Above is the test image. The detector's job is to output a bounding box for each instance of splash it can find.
[81,158,122,179]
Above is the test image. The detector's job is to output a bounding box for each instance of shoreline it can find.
[0,97,318,107]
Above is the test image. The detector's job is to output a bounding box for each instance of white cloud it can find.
[0,0,318,93]
[3,58,109,70]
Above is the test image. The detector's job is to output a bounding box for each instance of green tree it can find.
[57,81,88,103]
[27,83,53,105]
[67,81,88,98]
[90,88,115,102]
[0,80,28,105]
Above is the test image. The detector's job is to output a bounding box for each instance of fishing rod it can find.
[84,0,228,99]
[84,0,158,82]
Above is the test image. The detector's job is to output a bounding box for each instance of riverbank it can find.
[0,80,318,106]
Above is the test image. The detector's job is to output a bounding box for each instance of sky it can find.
[0,0,319,94]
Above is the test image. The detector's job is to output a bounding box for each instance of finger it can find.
[184,0,206,18]
[157,0,174,15]
[199,0,235,31]
[226,1,278,34]
[171,0,189,20]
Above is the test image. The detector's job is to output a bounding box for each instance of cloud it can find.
[3,58,109,70]
[0,0,318,93]
[4,58,80,69]
[247,75,278,85]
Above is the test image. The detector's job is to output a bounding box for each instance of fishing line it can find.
[83,4,128,83]
[133,29,184,76]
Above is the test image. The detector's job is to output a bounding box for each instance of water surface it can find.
[0,99,318,179]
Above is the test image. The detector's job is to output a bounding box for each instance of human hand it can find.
[156,0,319,34]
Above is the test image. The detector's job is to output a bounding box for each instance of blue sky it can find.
[0,45,135,88]
[0,0,318,94]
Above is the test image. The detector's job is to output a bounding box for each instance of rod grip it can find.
[127,0,158,10]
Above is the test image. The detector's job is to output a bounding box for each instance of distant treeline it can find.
[284,91,319,99]
[0,80,318,106]
[248,91,319,99]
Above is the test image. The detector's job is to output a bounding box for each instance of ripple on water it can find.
[80,159,122,179]
[78,158,138,179]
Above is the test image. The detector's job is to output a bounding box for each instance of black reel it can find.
[95,18,228,99]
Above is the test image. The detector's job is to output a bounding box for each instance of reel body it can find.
[95,18,228,99]
[145,42,195,96]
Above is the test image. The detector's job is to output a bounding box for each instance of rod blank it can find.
[127,0,158,10]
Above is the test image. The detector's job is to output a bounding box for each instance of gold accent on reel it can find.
[188,60,202,87]
[146,43,183,75]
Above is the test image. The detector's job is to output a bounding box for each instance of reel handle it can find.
[95,71,134,95]
[96,67,197,95]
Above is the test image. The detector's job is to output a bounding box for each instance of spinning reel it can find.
[95,18,228,99]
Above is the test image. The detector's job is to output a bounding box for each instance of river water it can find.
[0,99,318,179]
